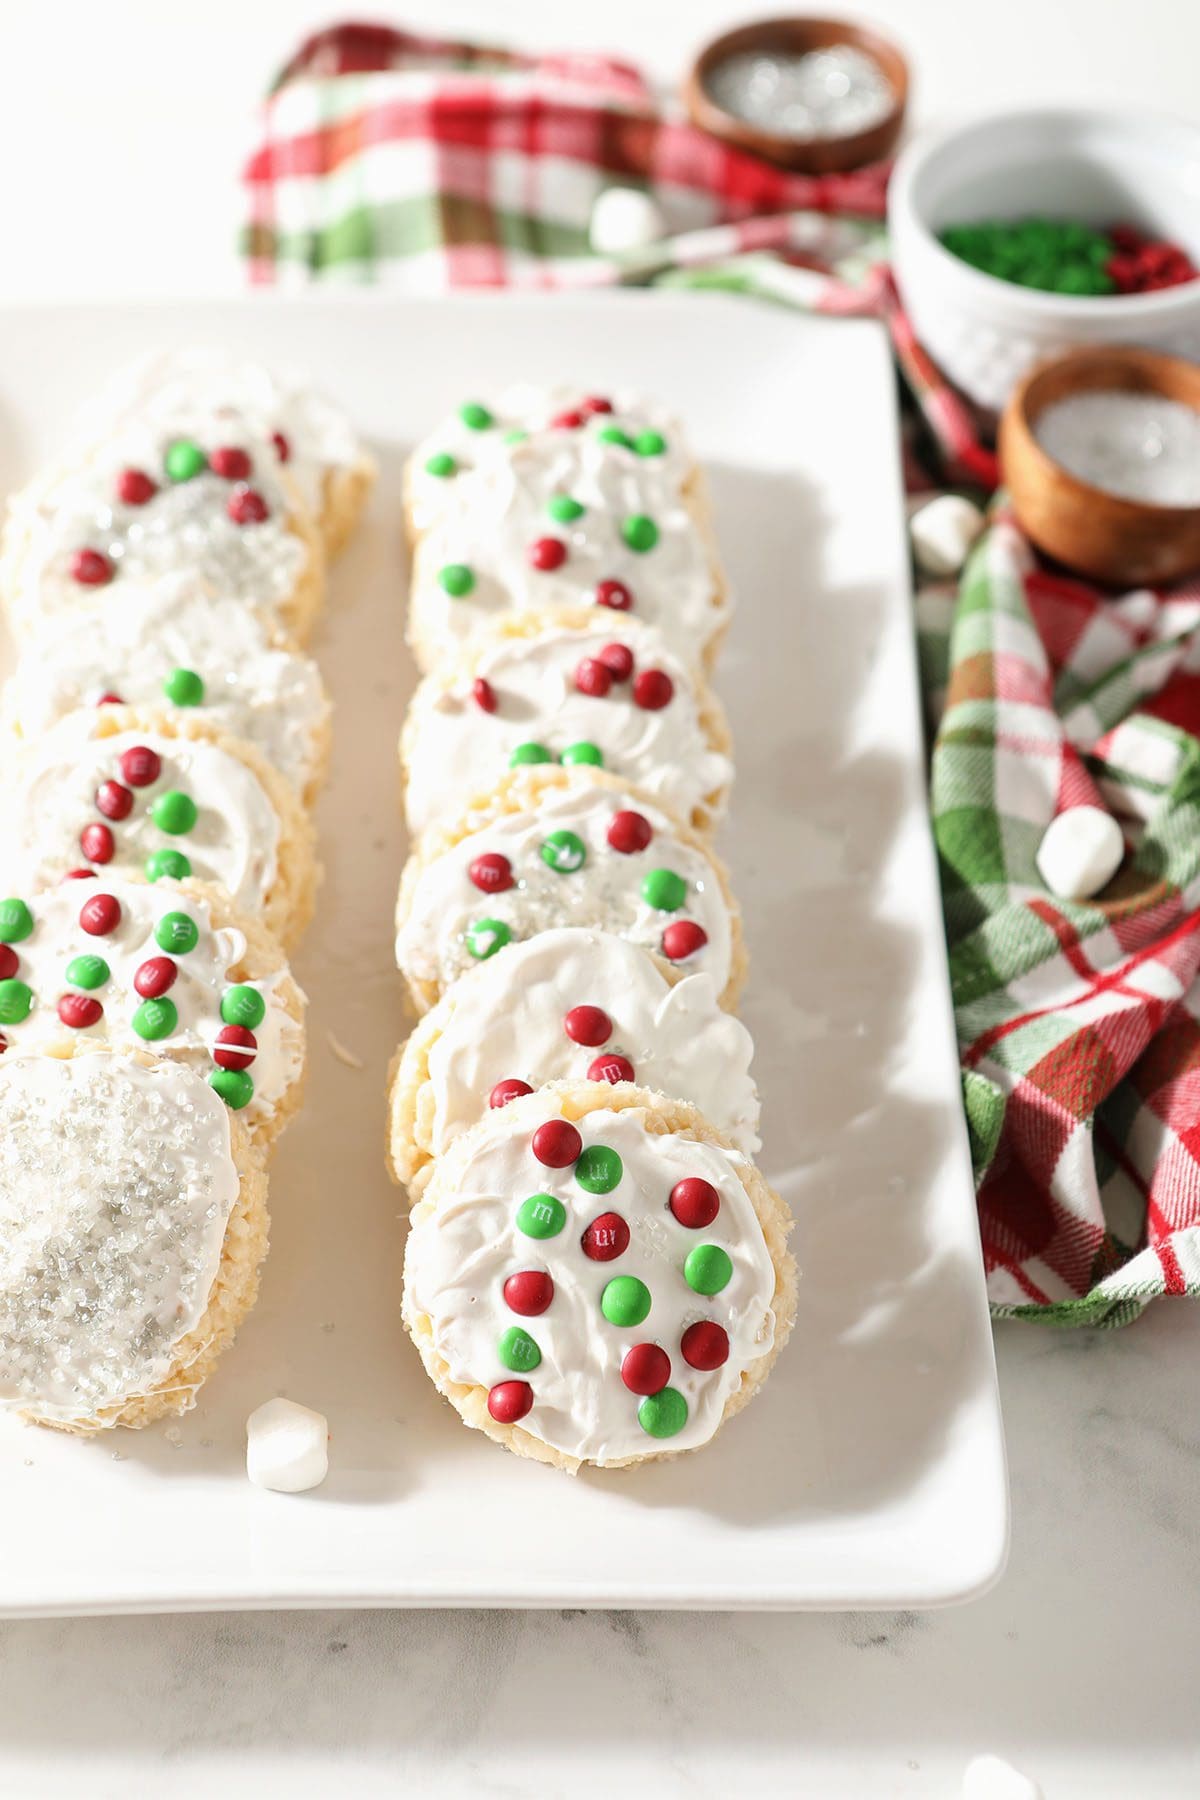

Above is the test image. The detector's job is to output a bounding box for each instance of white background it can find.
[0,2,1198,1796]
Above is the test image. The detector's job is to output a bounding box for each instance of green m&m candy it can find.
[540,830,587,873]
[622,514,659,553]
[425,451,457,478]
[547,494,584,523]
[516,1193,566,1239]
[439,563,475,598]
[498,1326,542,1373]
[600,1275,651,1328]
[164,668,205,707]
[633,430,666,457]
[209,1067,254,1110]
[221,984,266,1029]
[641,868,686,912]
[155,911,199,955]
[575,1145,622,1195]
[638,1387,688,1439]
[459,402,494,431]
[0,979,33,1024]
[66,954,109,991]
[597,425,633,450]
[164,438,207,482]
[510,741,552,767]
[151,790,198,835]
[684,1243,733,1296]
[145,848,191,883]
[466,917,511,961]
[559,742,603,768]
[132,997,178,1041]
[0,899,34,943]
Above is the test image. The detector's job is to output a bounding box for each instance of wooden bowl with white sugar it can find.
[999,345,1200,586]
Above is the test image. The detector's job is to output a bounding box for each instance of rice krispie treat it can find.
[394,767,743,1014]
[403,1082,795,1472]
[0,707,318,949]
[405,425,730,674]
[1,413,325,645]
[2,578,331,806]
[400,610,732,839]
[0,1052,268,1433]
[0,875,305,1151]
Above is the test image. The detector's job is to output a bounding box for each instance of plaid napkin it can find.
[243,23,1200,1325]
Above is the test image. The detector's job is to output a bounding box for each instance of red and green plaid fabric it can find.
[244,23,1200,1325]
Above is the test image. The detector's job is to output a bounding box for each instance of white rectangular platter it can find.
[0,294,1006,1613]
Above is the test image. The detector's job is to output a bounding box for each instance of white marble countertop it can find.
[1,3,1198,1795]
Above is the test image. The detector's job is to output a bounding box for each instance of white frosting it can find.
[4,579,328,798]
[408,432,725,669]
[408,384,693,537]
[81,345,367,522]
[2,716,281,916]
[404,617,731,837]
[405,1099,777,1464]
[395,778,733,996]
[0,1056,239,1422]
[0,876,302,1132]
[422,928,760,1155]
[4,413,309,638]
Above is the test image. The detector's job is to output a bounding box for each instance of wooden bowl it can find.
[999,347,1200,586]
[684,16,908,175]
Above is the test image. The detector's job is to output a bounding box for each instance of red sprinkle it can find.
[469,852,514,894]
[120,745,161,787]
[80,822,115,865]
[272,431,291,463]
[214,1024,257,1070]
[588,1052,635,1085]
[595,579,633,611]
[0,946,17,981]
[564,1005,612,1047]
[582,395,614,415]
[95,780,133,821]
[503,1271,555,1317]
[633,669,674,711]
[574,658,612,698]
[79,893,121,936]
[607,809,652,854]
[621,1343,671,1396]
[133,956,177,998]
[96,692,125,707]
[550,409,584,430]
[472,677,498,714]
[57,993,103,1030]
[681,1320,729,1370]
[63,869,97,882]
[210,445,253,482]
[531,1119,582,1168]
[529,536,567,572]
[487,1380,533,1423]
[669,1176,720,1230]
[71,548,113,587]
[490,1077,533,1109]
[227,485,269,525]
[662,921,708,962]
[581,1211,630,1262]
[598,642,634,682]
[116,468,157,506]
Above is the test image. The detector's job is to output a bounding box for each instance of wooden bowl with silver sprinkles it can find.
[684,15,908,174]
[999,346,1200,587]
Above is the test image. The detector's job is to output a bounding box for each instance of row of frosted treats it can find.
[0,346,373,1434]
[388,386,797,1475]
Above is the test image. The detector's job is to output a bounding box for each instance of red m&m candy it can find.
[607,809,652,854]
[487,1380,533,1423]
[681,1321,729,1370]
[116,468,156,506]
[227,486,269,525]
[133,956,176,998]
[662,921,708,962]
[80,823,115,865]
[633,669,673,711]
[469,852,514,894]
[550,409,584,430]
[490,1077,533,1109]
[70,548,113,587]
[95,780,133,821]
[120,745,161,787]
[531,1119,582,1167]
[587,1052,635,1085]
[503,1271,555,1317]
[210,446,252,481]
[597,642,634,681]
[621,1343,671,1396]
[595,579,633,611]
[564,1005,611,1047]
[214,1025,257,1070]
[529,537,567,572]
[63,869,97,882]
[574,658,611,698]
[472,678,498,714]
[669,1177,720,1229]
[581,1211,630,1261]
[0,946,17,981]
[57,993,103,1030]
[79,893,121,936]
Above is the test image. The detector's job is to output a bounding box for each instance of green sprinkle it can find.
[547,494,584,523]
[559,741,603,768]
[596,425,633,450]
[151,791,198,836]
[0,979,33,1024]
[622,514,658,553]
[575,1145,622,1195]
[66,954,109,991]
[502,429,528,444]
[145,849,191,883]
[0,899,33,943]
[600,1275,651,1328]
[467,918,511,961]
[516,1193,566,1239]
[163,668,205,707]
[459,402,494,431]
[439,563,475,598]
[164,439,207,482]
[638,1387,688,1439]
[424,451,457,478]
[641,868,687,912]
[498,1326,542,1373]
[132,997,178,1041]
[221,984,265,1028]
[633,430,666,457]
[683,1243,733,1296]
[210,1067,254,1110]
[509,741,552,767]
[154,911,199,956]
[540,830,587,874]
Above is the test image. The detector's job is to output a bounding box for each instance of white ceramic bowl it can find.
[889,108,1200,413]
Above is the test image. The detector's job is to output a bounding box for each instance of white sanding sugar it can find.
[1034,391,1200,506]
[0,1057,238,1422]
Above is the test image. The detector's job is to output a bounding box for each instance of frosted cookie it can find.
[400,610,732,838]
[86,346,375,557]
[388,927,760,1200]
[1,414,325,645]
[394,767,743,1014]
[0,875,305,1151]
[0,1052,268,1433]
[402,1082,795,1473]
[2,578,331,806]
[405,386,695,540]
[0,707,318,949]
[405,429,730,674]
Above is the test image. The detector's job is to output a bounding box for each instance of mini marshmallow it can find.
[962,1754,1043,1800]
[589,186,666,256]
[246,1397,329,1493]
[1036,805,1125,902]
[910,494,986,577]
